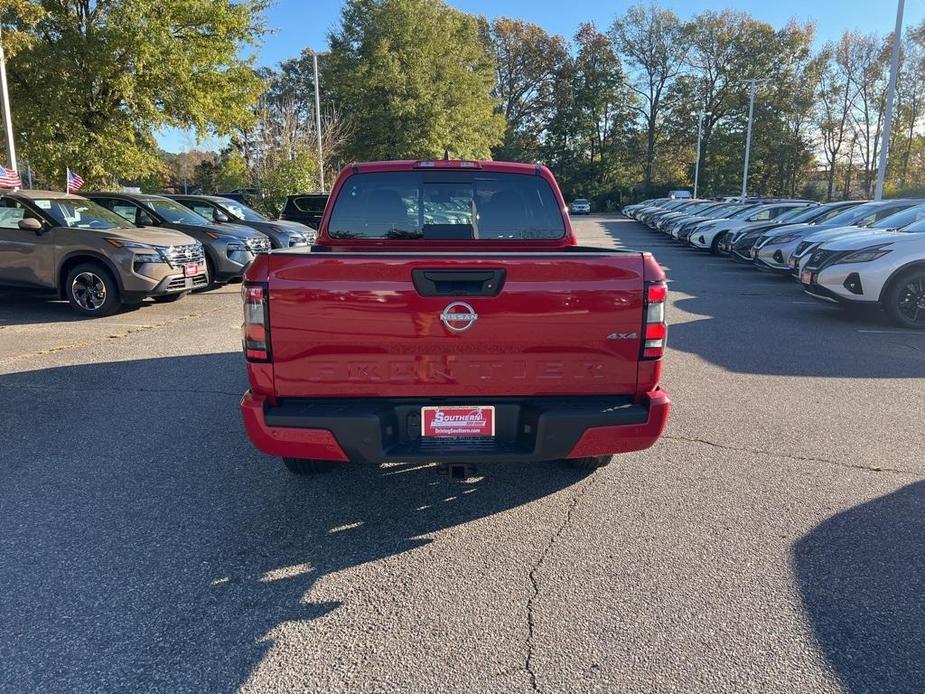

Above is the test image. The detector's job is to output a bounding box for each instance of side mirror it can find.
[137,212,154,227]
[213,210,229,223]
[18,217,43,233]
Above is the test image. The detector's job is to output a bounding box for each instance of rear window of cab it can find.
[327,171,566,240]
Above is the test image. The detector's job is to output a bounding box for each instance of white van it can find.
[668,190,692,200]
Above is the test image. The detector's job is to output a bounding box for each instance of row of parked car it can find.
[623,196,925,329]
[0,190,322,316]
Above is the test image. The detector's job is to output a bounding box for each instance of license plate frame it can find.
[800,270,815,285]
[421,406,495,438]
[183,262,201,277]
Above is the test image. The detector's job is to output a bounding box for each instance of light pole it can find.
[311,51,329,193]
[691,108,711,198]
[0,26,18,173]
[741,79,756,197]
[875,0,905,200]
[740,78,769,198]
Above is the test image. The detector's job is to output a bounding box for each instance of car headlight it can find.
[105,238,167,264]
[133,251,165,264]
[288,233,308,246]
[765,234,801,246]
[834,245,893,264]
[226,242,247,253]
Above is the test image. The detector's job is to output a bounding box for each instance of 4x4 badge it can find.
[607,332,638,340]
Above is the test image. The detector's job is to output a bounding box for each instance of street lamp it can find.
[875,0,905,200]
[691,109,711,199]
[740,78,770,197]
[311,50,330,194]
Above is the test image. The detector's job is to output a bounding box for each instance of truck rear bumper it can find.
[240,389,670,464]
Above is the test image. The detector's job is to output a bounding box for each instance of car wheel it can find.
[565,455,613,470]
[65,263,122,317]
[710,233,725,255]
[885,268,925,329]
[283,458,339,475]
[152,292,188,304]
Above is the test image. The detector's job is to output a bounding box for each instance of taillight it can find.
[642,281,667,360]
[242,283,271,362]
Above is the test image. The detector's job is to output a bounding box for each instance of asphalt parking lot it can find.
[2,214,924,693]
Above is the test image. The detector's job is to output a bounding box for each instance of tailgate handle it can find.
[412,269,506,297]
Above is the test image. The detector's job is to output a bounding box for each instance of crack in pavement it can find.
[524,474,598,692]
[662,434,915,475]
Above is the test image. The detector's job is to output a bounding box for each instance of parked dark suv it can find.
[166,194,314,249]
[279,193,328,228]
[87,192,271,288]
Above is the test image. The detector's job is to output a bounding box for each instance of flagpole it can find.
[0,26,17,172]
[26,159,31,189]
[66,166,69,193]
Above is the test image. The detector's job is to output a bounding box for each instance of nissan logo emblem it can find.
[440,301,478,333]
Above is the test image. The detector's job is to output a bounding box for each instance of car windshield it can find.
[573,199,588,204]
[217,198,267,222]
[35,198,132,230]
[776,206,819,223]
[144,198,211,225]
[824,203,893,227]
[704,204,738,217]
[811,203,861,224]
[729,205,761,218]
[328,171,566,240]
[870,204,925,230]
[899,218,925,233]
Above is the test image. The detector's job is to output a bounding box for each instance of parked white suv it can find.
[788,201,925,278]
[570,198,591,215]
[800,220,925,328]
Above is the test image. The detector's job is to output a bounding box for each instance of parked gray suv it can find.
[87,192,270,288]
[0,190,205,316]
[166,194,314,249]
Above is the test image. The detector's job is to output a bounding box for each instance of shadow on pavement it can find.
[0,352,587,692]
[792,481,925,692]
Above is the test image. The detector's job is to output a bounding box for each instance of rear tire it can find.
[710,233,725,255]
[283,458,339,475]
[152,292,187,304]
[64,262,122,317]
[884,267,925,329]
[566,455,613,470]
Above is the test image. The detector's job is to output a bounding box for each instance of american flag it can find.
[67,168,85,193]
[0,165,21,189]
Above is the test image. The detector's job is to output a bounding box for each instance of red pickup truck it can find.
[240,160,670,474]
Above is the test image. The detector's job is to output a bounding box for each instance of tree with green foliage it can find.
[610,3,687,193]
[487,17,568,162]
[3,0,267,188]
[542,24,635,206]
[326,0,505,161]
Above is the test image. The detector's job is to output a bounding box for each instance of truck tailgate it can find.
[266,250,645,398]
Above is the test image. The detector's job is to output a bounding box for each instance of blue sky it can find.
[157,0,924,152]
